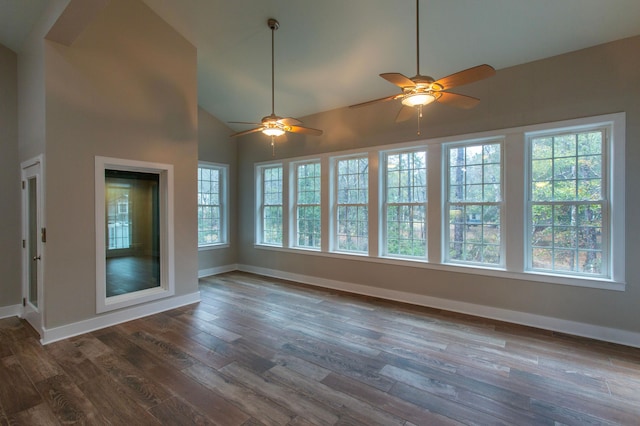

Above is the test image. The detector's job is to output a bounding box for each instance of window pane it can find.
[263,206,282,245]
[532,137,553,159]
[386,205,426,257]
[448,203,501,264]
[532,159,552,181]
[448,143,501,203]
[297,206,321,248]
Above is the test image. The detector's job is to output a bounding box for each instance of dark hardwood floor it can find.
[106,256,160,297]
[1,271,640,425]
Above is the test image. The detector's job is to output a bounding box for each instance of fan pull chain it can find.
[271,136,276,156]
[417,104,423,135]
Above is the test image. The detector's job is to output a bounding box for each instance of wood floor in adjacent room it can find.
[1,272,640,425]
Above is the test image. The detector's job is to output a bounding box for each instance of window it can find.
[106,183,131,250]
[259,164,283,246]
[527,128,607,276]
[445,141,502,265]
[95,156,175,313]
[295,161,321,249]
[253,113,624,289]
[383,150,427,258]
[335,156,368,253]
[197,163,228,247]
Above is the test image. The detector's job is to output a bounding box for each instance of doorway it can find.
[21,156,44,336]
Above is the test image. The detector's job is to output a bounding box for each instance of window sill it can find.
[198,243,230,251]
[254,244,625,292]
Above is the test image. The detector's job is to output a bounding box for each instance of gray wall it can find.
[197,107,238,272]
[0,43,21,310]
[237,35,640,333]
[42,0,198,328]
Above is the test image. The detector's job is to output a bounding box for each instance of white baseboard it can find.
[0,304,22,320]
[237,264,640,349]
[198,263,238,278]
[41,291,201,345]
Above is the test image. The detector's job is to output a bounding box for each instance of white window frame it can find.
[256,163,284,247]
[197,162,229,249]
[443,138,504,267]
[332,154,369,254]
[95,156,175,313]
[524,114,624,282]
[381,147,428,260]
[292,160,322,250]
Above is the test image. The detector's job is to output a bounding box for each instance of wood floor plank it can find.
[126,329,197,370]
[271,354,332,381]
[379,351,532,411]
[69,334,113,359]
[155,329,234,370]
[44,339,106,385]
[321,372,464,426]
[183,362,297,426]
[8,336,62,383]
[35,374,106,424]
[389,381,507,425]
[280,338,395,392]
[0,317,37,344]
[148,395,216,426]
[265,364,405,426]
[220,361,340,425]
[147,362,252,426]
[0,356,42,415]
[77,373,160,425]
[5,402,60,426]
[93,352,171,410]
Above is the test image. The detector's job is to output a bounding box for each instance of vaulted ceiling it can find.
[3,0,640,132]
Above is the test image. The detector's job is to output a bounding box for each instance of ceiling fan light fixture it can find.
[262,126,285,137]
[401,92,436,107]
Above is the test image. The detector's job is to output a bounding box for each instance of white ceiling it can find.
[3,0,640,132]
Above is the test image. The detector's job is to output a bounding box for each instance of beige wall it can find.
[43,0,198,328]
[197,107,238,272]
[0,43,21,310]
[18,0,71,163]
[237,36,640,334]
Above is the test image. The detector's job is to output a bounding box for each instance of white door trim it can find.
[21,154,45,337]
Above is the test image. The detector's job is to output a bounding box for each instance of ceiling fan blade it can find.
[228,121,262,125]
[380,73,416,89]
[288,125,323,136]
[395,105,416,123]
[433,64,496,90]
[349,94,402,109]
[230,127,265,138]
[436,92,481,109]
[279,117,302,126]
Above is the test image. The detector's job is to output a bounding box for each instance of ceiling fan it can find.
[230,18,323,150]
[349,0,496,134]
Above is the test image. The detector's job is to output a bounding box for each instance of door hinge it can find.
[22,181,25,190]
[22,239,26,248]
[23,298,26,307]
[41,228,46,243]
